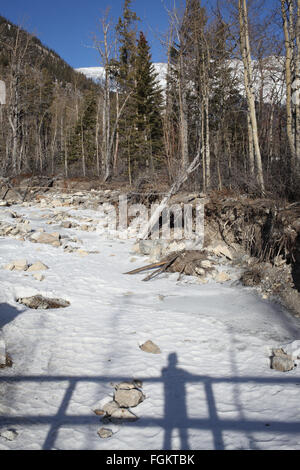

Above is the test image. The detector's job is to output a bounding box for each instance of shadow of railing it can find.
[1,353,300,450]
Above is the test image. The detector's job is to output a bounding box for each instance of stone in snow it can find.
[102,401,120,416]
[13,259,28,271]
[115,382,138,391]
[97,428,113,439]
[30,232,61,247]
[114,388,145,408]
[27,261,49,272]
[270,356,296,372]
[139,340,161,354]
[110,407,139,421]
[17,295,70,310]
[0,429,18,441]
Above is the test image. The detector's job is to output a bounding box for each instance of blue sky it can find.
[0,0,278,68]
[0,0,175,68]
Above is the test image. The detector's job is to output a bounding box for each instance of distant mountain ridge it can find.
[0,15,96,91]
[76,56,286,104]
[76,63,168,90]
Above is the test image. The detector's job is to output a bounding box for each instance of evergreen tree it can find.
[116,0,139,92]
[133,31,164,172]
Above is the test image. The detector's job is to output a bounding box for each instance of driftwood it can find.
[125,250,212,282]
[125,253,181,282]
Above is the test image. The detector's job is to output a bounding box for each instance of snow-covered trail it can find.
[0,204,300,450]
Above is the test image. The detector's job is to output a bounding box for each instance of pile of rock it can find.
[4,260,48,281]
[95,381,145,439]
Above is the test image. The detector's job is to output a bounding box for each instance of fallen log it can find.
[139,150,202,241]
[124,260,170,276]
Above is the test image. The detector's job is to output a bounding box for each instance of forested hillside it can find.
[0,15,100,177]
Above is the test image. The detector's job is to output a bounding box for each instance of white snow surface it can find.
[0,203,300,450]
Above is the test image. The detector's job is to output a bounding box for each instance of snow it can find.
[76,56,286,104]
[0,203,300,450]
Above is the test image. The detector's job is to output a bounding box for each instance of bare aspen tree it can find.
[281,0,296,166]
[294,0,300,169]
[94,13,113,181]
[2,26,31,174]
[238,0,265,192]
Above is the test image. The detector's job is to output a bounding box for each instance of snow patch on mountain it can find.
[76,57,286,104]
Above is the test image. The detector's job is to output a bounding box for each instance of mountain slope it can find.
[76,57,286,104]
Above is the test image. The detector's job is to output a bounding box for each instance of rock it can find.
[31,232,61,247]
[61,221,72,229]
[4,263,15,271]
[110,407,139,421]
[116,382,138,391]
[17,295,70,309]
[102,401,120,416]
[207,243,233,260]
[13,259,28,271]
[27,261,49,272]
[114,388,145,408]
[97,428,113,439]
[50,232,60,240]
[270,355,296,372]
[0,331,6,366]
[93,409,105,416]
[215,272,231,283]
[0,429,18,441]
[140,340,161,354]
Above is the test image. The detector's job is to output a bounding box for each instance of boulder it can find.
[270,355,296,372]
[140,340,161,354]
[30,232,61,247]
[61,221,72,229]
[13,259,28,271]
[27,261,49,272]
[97,428,113,439]
[102,401,120,416]
[17,295,70,309]
[114,388,145,408]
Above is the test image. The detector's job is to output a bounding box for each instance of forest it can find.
[0,0,299,201]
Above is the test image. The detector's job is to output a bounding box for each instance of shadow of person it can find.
[162,353,190,450]
[0,303,24,329]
